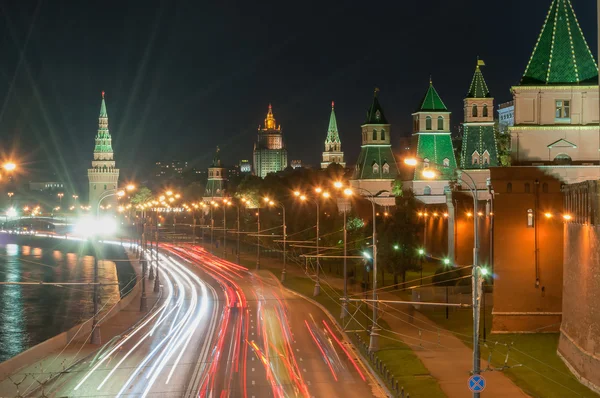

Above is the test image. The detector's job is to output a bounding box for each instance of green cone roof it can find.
[94,92,113,153]
[467,65,491,98]
[364,89,388,124]
[100,93,108,117]
[418,82,448,112]
[326,102,340,143]
[521,0,598,85]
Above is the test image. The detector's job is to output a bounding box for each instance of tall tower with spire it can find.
[321,101,345,169]
[412,79,457,181]
[351,89,400,205]
[460,60,499,169]
[204,146,227,200]
[87,91,119,209]
[511,0,599,165]
[253,104,288,178]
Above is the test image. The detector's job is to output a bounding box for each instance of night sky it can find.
[0,0,597,190]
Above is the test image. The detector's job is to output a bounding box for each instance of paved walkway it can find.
[223,245,530,398]
[0,248,159,397]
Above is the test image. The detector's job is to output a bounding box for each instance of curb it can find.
[259,270,392,398]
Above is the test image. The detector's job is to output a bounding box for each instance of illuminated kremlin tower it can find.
[321,101,345,169]
[460,60,499,169]
[87,91,119,209]
[253,104,288,178]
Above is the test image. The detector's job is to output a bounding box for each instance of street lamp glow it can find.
[117,190,125,197]
[363,251,371,260]
[263,197,270,203]
[315,187,323,194]
[443,212,449,218]
[422,169,437,179]
[404,158,418,166]
[418,248,425,255]
[343,188,353,196]
[544,212,553,218]
[269,200,275,206]
[443,258,451,265]
[322,192,331,198]
[563,214,572,221]
[126,184,136,191]
[393,244,399,250]
[300,195,307,201]
[480,267,489,276]
[294,191,301,197]
[466,212,473,217]
[333,181,343,189]
[175,193,181,199]
[3,162,16,171]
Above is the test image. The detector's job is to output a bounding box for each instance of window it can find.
[373,130,377,140]
[424,186,432,195]
[413,117,419,132]
[380,129,386,140]
[482,150,490,166]
[555,100,570,119]
[382,163,390,174]
[372,162,379,174]
[437,116,444,130]
[104,184,107,190]
[542,183,548,193]
[483,104,488,117]
[375,110,381,121]
[527,209,534,228]
[472,150,480,165]
[554,153,572,165]
[525,183,531,193]
[94,184,96,190]
[507,182,512,193]
[443,158,450,167]
[472,104,478,117]
[425,116,432,130]
[423,158,430,168]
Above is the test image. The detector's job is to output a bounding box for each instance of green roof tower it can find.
[412,80,457,180]
[321,101,345,169]
[353,89,400,181]
[88,91,120,209]
[460,60,499,169]
[204,146,227,198]
[521,0,598,85]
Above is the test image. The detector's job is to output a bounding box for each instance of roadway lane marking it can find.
[299,357,303,361]
[307,381,311,386]
[251,356,255,361]
[303,368,307,372]
[252,380,255,385]
[252,367,255,372]
[296,348,299,352]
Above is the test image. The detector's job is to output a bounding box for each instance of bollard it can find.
[401,386,405,398]
[395,379,399,391]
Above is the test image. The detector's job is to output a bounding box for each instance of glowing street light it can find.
[544,212,553,218]
[403,158,418,166]
[563,214,572,221]
[3,162,16,171]
[422,169,437,179]
[363,251,372,260]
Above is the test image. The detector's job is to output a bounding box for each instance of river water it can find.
[0,236,135,362]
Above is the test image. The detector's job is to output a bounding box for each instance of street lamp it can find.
[334,181,354,319]
[265,197,287,282]
[418,248,425,285]
[3,162,16,172]
[335,183,388,352]
[294,188,331,296]
[404,156,485,395]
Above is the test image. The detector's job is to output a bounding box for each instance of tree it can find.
[183,182,204,202]
[495,127,511,166]
[130,186,152,205]
[377,191,420,288]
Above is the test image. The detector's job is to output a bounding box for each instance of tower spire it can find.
[467,59,491,98]
[264,103,277,130]
[326,101,339,144]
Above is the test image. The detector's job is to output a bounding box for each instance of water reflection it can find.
[0,241,127,362]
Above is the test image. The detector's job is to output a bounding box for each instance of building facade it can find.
[155,160,188,179]
[88,92,119,209]
[498,101,515,134]
[321,101,345,169]
[510,0,599,165]
[253,104,288,178]
[351,89,400,206]
[460,61,499,169]
[204,147,227,200]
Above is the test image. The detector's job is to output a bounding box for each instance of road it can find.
[43,243,382,397]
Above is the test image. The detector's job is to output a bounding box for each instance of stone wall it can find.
[559,191,600,393]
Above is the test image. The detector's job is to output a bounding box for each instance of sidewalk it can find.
[226,246,529,398]
[0,248,160,397]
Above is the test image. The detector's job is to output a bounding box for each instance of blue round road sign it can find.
[468,374,486,392]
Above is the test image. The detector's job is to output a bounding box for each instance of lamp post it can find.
[265,197,287,282]
[294,189,330,296]
[418,248,425,285]
[210,201,216,253]
[256,205,261,270]
[333,182,354,319]
[222,200,228,258]
[405,157,483,397]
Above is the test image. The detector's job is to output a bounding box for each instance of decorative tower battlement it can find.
[321,101,345,169]
[460,60,499,169]
[88,91,119,209]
